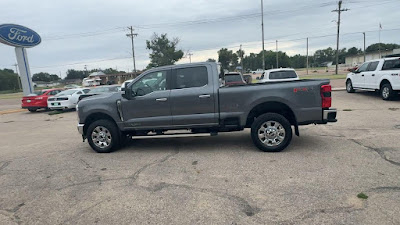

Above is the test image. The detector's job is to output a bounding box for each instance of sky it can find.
[0,0,399,78]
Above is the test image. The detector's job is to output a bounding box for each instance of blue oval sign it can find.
[0,24,41,48]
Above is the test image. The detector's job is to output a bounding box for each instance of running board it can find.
[131,133,214,140]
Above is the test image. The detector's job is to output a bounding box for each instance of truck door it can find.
[170,65,218,127]
[121,69,171,129]
[364,61,379,89]
[352,62,369,88]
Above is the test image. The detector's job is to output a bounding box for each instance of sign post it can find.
[0,24,41,96]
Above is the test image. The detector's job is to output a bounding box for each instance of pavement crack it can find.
[60,198,110,224]
[128,144,180,184]
[369,186,400,193]
[0,161,11,171]
[278,206,364,225]
[79,159,92,169]
[350,139,400,167]
[147,182,260,217]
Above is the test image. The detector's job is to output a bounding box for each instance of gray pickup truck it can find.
[77,62,337,153]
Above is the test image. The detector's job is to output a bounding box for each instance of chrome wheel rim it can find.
[382,87,389,98]
[258,121,286,147]
[91,126,112,148]
[347,82,352,91]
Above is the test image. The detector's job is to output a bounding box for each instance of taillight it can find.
[321,84,332,108]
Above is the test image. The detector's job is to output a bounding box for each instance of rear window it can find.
[34,90,46,96]
[175,66,208,89]
[225,74,243,82]
[382,59,400,70]
[269,70,297,80]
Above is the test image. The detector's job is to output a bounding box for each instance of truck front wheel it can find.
[251,113,292,152]
[87,119,120,153]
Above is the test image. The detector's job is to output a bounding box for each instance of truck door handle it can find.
[199,94,211,98]
[361,74,364,76]
[372,74,375,76]
[155,98,167,102]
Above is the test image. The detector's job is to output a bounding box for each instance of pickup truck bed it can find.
[77,62,337,153]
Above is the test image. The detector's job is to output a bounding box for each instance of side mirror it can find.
[122,87,131,99]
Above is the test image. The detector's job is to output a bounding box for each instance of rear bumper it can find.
[323,108,337,123]
[48,101,75,109]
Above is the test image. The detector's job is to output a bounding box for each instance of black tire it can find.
[87,119,121,153]
[380,83,394,100]
[251,113,292,152]
[346,79,355,93]
[28,108,37,112]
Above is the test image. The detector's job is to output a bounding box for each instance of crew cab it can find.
[21,88,63,112]
[257,68,299,83]
[346,57,400,100]
[77,62,337,153]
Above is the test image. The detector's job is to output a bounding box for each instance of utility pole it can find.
[240,44,244,74]
[126,26,138,74]
[276,40,278,68]
[306,37,309,75]
[13,63,22,90]
[261,0,265,70]
[332,0,349,74]
[363,32,366,62]
[188,52,193,63]
[379,23,382,58]
[84,65,88,76]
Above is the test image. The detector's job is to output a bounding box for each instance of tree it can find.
[146,33,184,68]
[32,72,57,82]
[347,47,362,56]
[366,43,400,53]
[66,69,86,80]
[0,69,19,91]
[206,58,216,62]
[218,48,240,71]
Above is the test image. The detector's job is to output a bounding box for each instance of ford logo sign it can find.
[0,24,41,48]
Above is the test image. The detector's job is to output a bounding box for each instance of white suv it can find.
[346,57,400,100]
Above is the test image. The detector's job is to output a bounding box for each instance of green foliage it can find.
[146,33,184,69]
[206,58,216,62]
[357,192,368,199]
[366,43,400,53]
[66,69,86,80]
[218,48,239,71]
[0,69,20,91]
[32,72,60,82]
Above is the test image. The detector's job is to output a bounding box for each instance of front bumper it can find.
[77,123,84,135]
[323,108,337,123]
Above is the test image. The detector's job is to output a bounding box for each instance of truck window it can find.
[175,66,208,89]
[357,62,369,72]
[131,71,167,96]
[269,70,297,79]
[382,59,400,70]
[367,61,379,71]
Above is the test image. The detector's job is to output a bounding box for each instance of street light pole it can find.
[261,0,265,70]
[363,32,366,62]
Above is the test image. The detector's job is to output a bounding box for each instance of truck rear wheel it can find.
[87,119,120,153]
[251,113,292,152]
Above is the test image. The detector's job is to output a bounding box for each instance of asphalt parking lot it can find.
[0,90,399,225]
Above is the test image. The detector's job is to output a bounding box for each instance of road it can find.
[0,90,399,224]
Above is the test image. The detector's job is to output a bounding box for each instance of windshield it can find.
[33,90,46,96]
[225,74,243,82]
[55,89,77,96]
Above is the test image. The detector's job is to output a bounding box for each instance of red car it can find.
[21,89,64,112]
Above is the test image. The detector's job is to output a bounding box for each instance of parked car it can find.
[64,84,81,89]
[78,85,120,101]
[257,68,299,83]
[77,62,337,153]
[346,57,400,100]
[47,88,89,110]
[224,72,246,85]
[21,89,63,112]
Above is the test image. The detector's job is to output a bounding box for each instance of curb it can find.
[0,109,27,115]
